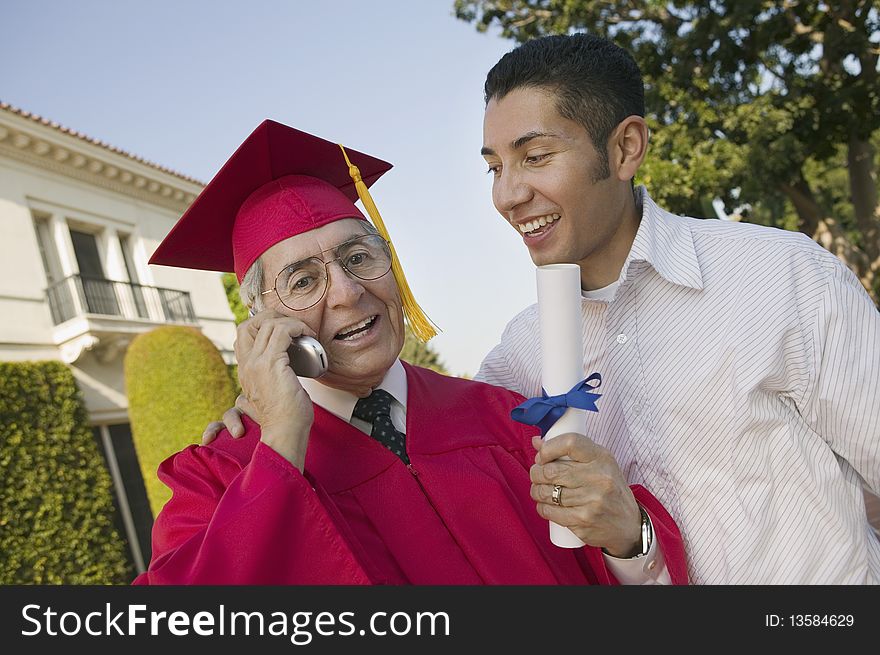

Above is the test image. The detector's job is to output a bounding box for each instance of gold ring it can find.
[551,484,563,506]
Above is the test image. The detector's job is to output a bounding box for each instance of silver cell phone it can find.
[287,336,328,378]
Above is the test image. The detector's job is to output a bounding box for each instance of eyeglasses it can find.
[259,233,393,311]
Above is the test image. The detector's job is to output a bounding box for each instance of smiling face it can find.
[260,218,405,394]
[482,86,644,289]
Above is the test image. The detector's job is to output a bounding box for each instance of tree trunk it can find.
[847,136,879,263]
[779,178,822,236]
[780,178,877,303]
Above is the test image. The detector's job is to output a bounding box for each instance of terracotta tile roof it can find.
[0,100,204,186]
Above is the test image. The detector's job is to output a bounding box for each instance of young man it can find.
[476,34,880,584]
[138,119,686,585]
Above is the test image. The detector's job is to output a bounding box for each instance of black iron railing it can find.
[46,274,196,325]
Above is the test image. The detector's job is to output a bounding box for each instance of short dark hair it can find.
[485,33,644,178]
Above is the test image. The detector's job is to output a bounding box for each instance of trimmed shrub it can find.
[0,361,132,583]
[228,364,241,397]
[125,327,236,515]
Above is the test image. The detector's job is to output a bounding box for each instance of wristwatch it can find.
[601,504,654,559]
[633,505,653,559]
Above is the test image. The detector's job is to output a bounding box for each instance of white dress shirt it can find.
[477,187,880,584]
[300,359,668,584]
[300,359,409,435]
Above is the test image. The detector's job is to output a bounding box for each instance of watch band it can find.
[601,504,654,559]
[637,505,653,558]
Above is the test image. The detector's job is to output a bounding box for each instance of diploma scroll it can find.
[536,264,587,549]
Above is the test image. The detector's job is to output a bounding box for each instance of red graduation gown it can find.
[134,363,687,585]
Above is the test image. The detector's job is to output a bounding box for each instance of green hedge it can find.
[221,272,249,325]
[0,361,132,584]
[228,364,241,397]
[125,327,236,516]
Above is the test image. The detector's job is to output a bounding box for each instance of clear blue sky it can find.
[1,0,539,377]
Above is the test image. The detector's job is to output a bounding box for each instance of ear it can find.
[609,116,648,182]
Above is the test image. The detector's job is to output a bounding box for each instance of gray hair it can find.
[239,220,379,315]
[239,256,265,314]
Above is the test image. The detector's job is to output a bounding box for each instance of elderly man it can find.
[135,120,686,585]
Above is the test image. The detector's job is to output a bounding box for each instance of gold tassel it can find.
[339,144,439,342]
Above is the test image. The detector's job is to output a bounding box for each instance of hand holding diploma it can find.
[513,264,642,555]
[529,433,642,557]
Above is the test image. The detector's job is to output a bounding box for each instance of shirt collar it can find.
[298,358,408,424]
[621,186,704,291]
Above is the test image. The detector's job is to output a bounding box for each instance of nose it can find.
[324,260,365,309]
[493,167,533,216]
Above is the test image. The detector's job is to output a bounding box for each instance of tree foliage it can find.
[125,327,237,515]
[0,361,132,583]
[400,326,449,374]
[222,272,249,325]
[455,0,880,301]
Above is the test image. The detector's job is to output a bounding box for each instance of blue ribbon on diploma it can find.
[510,373,603,436]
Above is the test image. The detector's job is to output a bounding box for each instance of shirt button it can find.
[648,560,657,571]
[631,404,642,416]
[616,334,628,344]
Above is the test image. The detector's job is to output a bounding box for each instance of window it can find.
[33,214,75,323]
[119,233,148,318]
[70,229,120,316]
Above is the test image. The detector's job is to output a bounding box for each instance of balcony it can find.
[45,274,198,363]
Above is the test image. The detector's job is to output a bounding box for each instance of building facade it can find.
[0,102,236,573]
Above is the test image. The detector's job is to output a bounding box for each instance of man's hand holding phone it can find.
[232,310,318,471]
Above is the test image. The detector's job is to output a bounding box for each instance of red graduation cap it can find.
[149,119,437,341]
[149,119,391,281]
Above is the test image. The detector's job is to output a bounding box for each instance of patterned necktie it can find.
[352,388,409,464]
